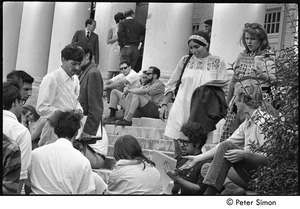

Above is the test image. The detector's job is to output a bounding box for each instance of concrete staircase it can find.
[104,117,174,159]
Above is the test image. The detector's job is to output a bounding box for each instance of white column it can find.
[3,2,24,80]
[95,2,136,76]
[210,3,266,144]
[142,3,194,81]
[210,3,266,69]
[47,2,91,74]
[15,2,55,82]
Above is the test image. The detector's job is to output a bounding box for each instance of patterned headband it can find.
[188,35,209,46]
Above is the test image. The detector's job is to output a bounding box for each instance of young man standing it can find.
[36,44,84,146]
[72,19,99,65]
[118,9,145,71]
[73,41,108,169]
[3,82,32,194]
[115,66,165,126]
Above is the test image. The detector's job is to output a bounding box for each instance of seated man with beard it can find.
[114,66,165,126]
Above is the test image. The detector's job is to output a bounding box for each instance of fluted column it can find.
[47,2,91,74]
[142,3,194,81]
[3,2,24,80]
[15,2,55,82]
[210,4,266,69]
[94,2,136,76]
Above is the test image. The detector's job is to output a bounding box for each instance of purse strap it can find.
[175,54,193,96]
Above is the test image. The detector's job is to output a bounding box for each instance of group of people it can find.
[3,7,277,195]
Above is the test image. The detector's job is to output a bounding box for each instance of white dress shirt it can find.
[3,110,32,180]
[36,67,82,118]
[30,138,95,194]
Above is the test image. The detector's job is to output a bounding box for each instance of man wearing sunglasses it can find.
[103,61,141,125]
[3,82,32,194]
[114,66,165,126]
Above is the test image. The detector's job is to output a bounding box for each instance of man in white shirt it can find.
[29,110,107,194]
[3,82,32,193]
[36,44,84,146]
[103,60,141,125]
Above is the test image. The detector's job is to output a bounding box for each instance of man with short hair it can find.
[3,82,32,194]
[118,8,145,71]
[204,19,212,38]
[103,60,141,125]
[29,110,106,194]
[72,19,99,65]
[73,41,108,169]
[6,70,34,103]
[115,66,165,126]
[36,44,84,146]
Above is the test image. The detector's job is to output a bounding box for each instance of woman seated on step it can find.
[104,135,163,194]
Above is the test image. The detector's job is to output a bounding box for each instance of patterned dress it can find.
[164,54,228,140]
[220,51,275,141]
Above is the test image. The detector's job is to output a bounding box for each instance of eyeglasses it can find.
[119,66,128,71]
[146,72,153,75]
[244,23,262,29]
[178,139,192,147]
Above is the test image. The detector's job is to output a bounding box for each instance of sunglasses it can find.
[119,66,128,71]
[178,139,192,147]
[146,72,153,75]
[244,23,262,29]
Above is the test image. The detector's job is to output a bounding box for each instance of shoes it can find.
[103,116,116,125]
[115,118,132,126]
[221,182,246,195]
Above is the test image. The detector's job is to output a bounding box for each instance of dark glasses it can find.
[146,73,153,75]
[244,23,262,29]
[119,66,128,70]
[178,139,192,147]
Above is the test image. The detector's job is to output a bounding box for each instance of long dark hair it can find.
[114,135,155,169]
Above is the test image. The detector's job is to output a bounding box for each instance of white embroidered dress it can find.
[164,54,228,140]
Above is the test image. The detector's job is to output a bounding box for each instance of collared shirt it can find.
[3,110,32,180]
[2,134,21,193]
[105,159,163,194]
[36,67,82,118]
[226,109,269,152]
[110,69,140,88]
[142,79,165,107]
[30,138,95,194]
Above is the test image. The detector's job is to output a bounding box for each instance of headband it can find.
[188,35,209,46]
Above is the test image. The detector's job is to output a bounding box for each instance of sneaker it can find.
[103,116,116,125]
[115,118,132,126]
[221,182,246,195]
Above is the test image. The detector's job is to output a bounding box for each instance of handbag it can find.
[174,54,193,97]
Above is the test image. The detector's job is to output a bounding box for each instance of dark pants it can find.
[120,44,140,71]
[133,101,160,119]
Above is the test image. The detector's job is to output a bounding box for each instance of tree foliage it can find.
[248,4,298,195]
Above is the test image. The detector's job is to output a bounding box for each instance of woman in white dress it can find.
[106,12,125,80]
[159,31,228,157]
